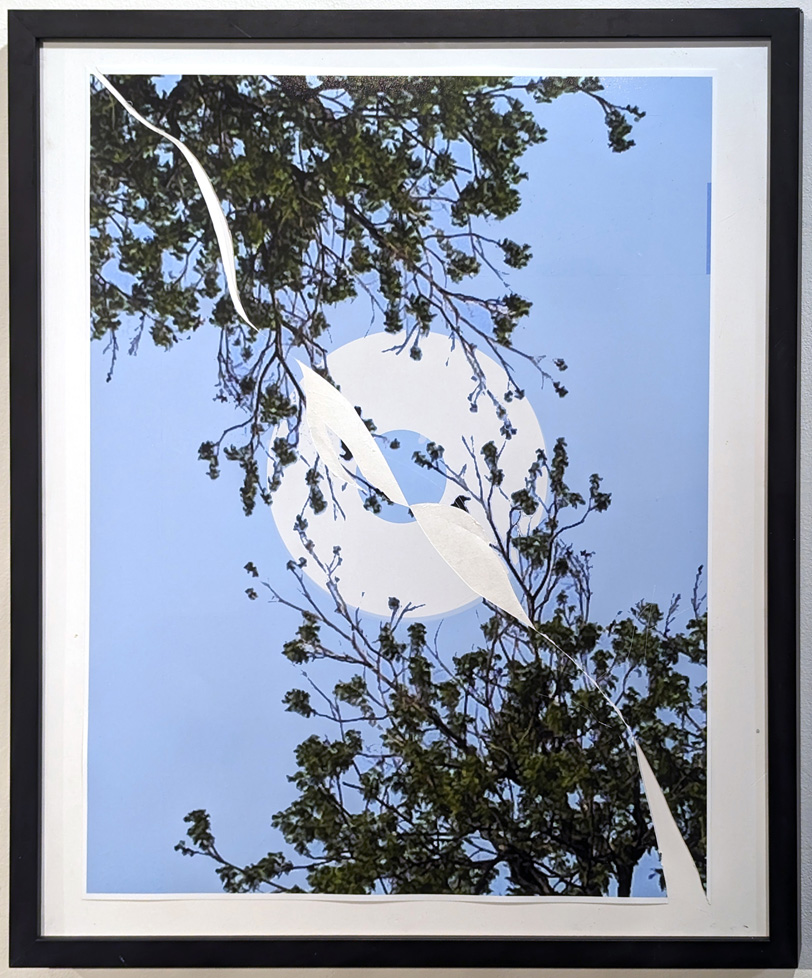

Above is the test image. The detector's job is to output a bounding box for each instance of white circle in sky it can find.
[269,332,546,619]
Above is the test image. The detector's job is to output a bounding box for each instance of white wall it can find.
[0,0,807,975]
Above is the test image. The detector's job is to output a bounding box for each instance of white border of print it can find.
[39,40,768,937]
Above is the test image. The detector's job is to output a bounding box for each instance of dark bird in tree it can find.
[451,494,471,512]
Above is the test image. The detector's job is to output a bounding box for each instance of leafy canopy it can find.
[176,440,706,897]
[91,73,643,513]
[90,73,704,898]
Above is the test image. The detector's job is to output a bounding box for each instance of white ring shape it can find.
[269,332,546,618]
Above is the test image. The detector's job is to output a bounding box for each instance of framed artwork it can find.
[8,7,801,969]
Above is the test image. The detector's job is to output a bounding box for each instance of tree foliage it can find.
[176,440,706,897]
[90,73,705,898]
[91,73,643,513]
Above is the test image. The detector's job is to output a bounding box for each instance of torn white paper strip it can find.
[93,72,257,332]
[537,627,707,905]
[411,503,533,628]
[298,362,408,507]
[634,741,708,907]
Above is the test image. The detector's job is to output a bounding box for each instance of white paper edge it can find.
[39,41,768,938]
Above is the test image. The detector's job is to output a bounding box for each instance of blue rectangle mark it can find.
[705,182,712,275]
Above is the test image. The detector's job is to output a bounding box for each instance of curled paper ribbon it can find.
[97,72,707,907]
[93,71,258,333]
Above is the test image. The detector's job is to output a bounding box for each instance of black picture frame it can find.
[8,7,801,969]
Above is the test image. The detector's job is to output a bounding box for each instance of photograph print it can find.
[87,70,711,904]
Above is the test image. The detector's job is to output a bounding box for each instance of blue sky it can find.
[87,75,712,895]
